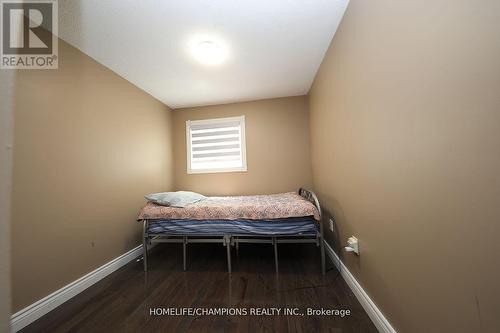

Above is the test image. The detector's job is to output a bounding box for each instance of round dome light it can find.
[191,40,228,65]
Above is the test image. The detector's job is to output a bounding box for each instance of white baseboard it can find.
[324,241,397,333]
[11,245,144,332]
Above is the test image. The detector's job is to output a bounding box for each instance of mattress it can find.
[138,192,320,221]
[147,216,318,236]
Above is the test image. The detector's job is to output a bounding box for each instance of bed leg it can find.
[320,236,326,275]
[273,237,279,274]
[225,235,232,274]
[142,238,148,272]
[142,220,148,272]
[183,236,187,271]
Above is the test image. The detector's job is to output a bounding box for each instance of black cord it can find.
[277,265,341,293]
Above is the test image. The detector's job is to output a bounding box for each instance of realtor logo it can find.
[1,0,58,69]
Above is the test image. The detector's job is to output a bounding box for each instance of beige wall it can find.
[11,40,174,311]
[309,1,500,332]
[0,69,14,332]
[173,96,312,195]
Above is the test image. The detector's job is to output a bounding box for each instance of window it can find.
[186,116,247,174]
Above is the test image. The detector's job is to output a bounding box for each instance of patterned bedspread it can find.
[137,192,320,221]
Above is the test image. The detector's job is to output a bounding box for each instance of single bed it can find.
[138,188,325,274]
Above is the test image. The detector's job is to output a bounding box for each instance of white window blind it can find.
[186,116,247,174]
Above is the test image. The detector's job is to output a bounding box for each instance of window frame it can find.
[185,115,247,174]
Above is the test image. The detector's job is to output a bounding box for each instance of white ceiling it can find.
[59,0,349,109]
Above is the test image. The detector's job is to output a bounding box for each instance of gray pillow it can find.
[145,191,206,208]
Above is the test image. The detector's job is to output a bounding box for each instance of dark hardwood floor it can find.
[21,243,377,333]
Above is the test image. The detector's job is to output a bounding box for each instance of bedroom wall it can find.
[0,69,14,331]
[308,1,500,332]
[172,96,313,196]
[11,39,174,311]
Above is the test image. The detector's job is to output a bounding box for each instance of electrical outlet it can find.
[345,236,359,255]
[329,218,334,231]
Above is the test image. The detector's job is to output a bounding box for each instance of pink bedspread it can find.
[137,192,320,221]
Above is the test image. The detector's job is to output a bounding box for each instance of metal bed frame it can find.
[141,188,325,275]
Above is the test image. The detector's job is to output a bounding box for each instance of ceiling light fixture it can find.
[191,40,228,65]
